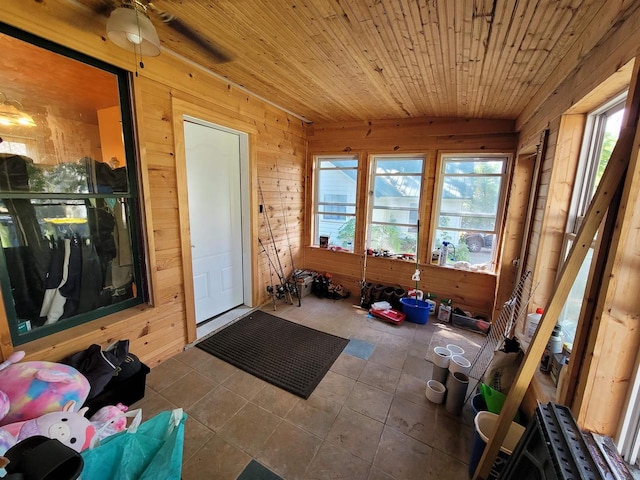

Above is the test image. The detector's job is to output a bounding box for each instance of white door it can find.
[184,120,244,323]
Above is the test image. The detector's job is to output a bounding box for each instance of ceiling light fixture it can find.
[106,2,161,57]
[0,92,37,127]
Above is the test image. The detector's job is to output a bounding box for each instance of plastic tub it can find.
[400,297,432,324]
[425,380,446,404]
[468,411,526,479]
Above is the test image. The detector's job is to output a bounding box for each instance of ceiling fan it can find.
[91,0,233,62]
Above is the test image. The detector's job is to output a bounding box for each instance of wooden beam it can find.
[473,56,640,480]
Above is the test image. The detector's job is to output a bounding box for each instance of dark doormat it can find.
[196,310,348,399]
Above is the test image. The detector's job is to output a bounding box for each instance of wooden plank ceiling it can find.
[21,0,622,123]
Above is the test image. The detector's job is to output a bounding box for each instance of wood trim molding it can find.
[170,94,260,342]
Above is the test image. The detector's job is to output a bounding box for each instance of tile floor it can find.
[132,295,486,480]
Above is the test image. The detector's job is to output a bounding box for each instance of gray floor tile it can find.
[259,421,322,480]
[345,381,393,423]
[145,298,479,480]
[182,433,251,480]
[373,426,432,480]
[305,441,371,479]
[326,407,384,462]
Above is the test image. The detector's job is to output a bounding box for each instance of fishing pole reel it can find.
[266,284,288,299]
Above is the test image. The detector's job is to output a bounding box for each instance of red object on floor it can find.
[369,308,406,325]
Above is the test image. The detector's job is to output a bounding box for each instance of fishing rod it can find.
[275,164,301,307]
[258,182,293,305]
[258,237,278,310]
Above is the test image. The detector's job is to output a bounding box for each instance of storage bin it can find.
[83,362,150,417]
[296,272,317,298]
[451,312,490,335]
[399,297,432,324]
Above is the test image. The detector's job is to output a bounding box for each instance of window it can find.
[0,25,144,345]
[368,155,424,255]
[323,194,348,220]
[558,92,626,345]
[432,154,509,268]
[313,156,358,249]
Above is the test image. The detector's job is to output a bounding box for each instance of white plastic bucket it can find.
[468,411,525,479]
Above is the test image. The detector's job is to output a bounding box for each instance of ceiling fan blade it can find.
[146,3,233,63]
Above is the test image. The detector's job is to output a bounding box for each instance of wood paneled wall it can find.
[515,1,640,434]
[0,3,306,365]
[305,118,518,317]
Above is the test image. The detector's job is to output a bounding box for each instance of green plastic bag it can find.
[81,409,187,480]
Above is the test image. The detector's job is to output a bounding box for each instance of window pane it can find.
[558,244,593,345]
[370,225,417,254]
[438,214,497,231]
[591,108,624,199]
[373,175,422,199]
[375,158,423,174]
[0,28,142,345]
[319,159,358,169]
[0,197,138,336]
[314,156,357,248]
[433,228,495,265]
[317,205,356,215]
[433,155,507,268]
[444,159,505,174]
[0,155,129,194]
[371,207,418,225]
[369,156,424,256]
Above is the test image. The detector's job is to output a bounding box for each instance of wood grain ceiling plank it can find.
[495,0,588,118]
[485,0,555,117]
[466,0,509,118]
[420,1,450,115]
[221,0,362,121]
[409,0,448,111]
[456,0,493,118]
[296,0,412,121]
[380,0,436,116]
[469,0,536,118]
[514,0,602,116]
[454,0,471,117]
[351,0,425,118]
[7,0,629,123]
[340,0,423,118]
[305,0,408,119]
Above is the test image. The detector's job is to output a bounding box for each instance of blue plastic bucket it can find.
[468,411,525,479]
[471,393,488,416]
[400,297,432,324]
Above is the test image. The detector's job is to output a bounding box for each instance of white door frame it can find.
[171,96,256,343]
